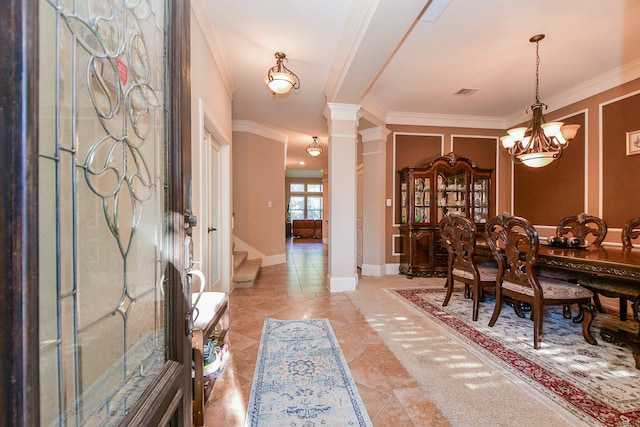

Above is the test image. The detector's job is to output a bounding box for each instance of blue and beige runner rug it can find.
[391,287,640,427]
[245,318,372,427]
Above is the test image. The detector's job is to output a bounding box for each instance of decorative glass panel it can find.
[473,178,490,223]
[38,1,169,425]
[436,170,468,222]
[413,177,430,223]
[400,179,407,224]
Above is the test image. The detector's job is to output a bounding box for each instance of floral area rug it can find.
[390,287,640,427]
[245,318,372,427]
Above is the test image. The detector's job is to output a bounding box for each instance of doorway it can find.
[203,129,222,289]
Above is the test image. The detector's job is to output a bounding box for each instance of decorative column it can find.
[360,127,390,276]
[325,103,361,292]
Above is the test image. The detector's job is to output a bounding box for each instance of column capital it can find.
[324,103,362,122]
[359,126,391,143]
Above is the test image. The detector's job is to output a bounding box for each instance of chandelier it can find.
[500,34,580,168]
[264,52,300,95]
[306,136,323,156]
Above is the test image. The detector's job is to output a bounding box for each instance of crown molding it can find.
[387,111,506,129]
[505,59,640,128]
[191,2,236,98]
[285,169,324,178]
[232,120,289,144]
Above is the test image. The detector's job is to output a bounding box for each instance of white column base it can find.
[361,263,385,277]
[327,274,358,292]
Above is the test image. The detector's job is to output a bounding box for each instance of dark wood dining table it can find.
[536,243,640,281]
[479,240,640,368]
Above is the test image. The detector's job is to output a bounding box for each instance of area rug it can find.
[390,287,640,427]
[245,318,372,427]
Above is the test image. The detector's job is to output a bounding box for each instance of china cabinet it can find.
[398,152,493,277]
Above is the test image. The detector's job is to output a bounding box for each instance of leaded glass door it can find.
[36,1,191,425]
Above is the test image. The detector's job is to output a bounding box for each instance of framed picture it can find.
[626,130,640,156]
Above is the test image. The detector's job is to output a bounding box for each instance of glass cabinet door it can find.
[473,178,490,223]
[400,178,408,224]
[436,169,468,222]
[413,176,431,224]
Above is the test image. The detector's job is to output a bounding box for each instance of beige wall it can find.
[233,132,286,258]
[190,7,234,291]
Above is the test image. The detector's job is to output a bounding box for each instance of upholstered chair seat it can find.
[502,278,593,300]
[453,264,499,283]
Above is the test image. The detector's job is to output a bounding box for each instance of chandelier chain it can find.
[535,38,540,103]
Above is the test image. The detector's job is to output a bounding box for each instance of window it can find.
[289,196,305,219]
[306,196,323,219]
[289,183,323,219]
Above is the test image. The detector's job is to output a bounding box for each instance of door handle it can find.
[208,227,217,233]
[186,269,206,335]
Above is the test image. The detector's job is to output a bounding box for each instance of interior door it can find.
[204,130,221,289]
[33,1,192,425]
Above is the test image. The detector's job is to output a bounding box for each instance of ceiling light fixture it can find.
[500,34,580,168]
[306,136,323,157]
[264,52,300,95]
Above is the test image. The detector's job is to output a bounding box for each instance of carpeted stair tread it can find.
[233,251,248,270]
[233,258,261,288]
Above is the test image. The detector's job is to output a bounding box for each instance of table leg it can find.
[600,297,640,369]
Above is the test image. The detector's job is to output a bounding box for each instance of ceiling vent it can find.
[453,88,478,97]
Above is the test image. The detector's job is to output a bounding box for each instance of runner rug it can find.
[390,287,640,427]
[245,318,372,427]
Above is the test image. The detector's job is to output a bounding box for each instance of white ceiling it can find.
[203,0,640,173]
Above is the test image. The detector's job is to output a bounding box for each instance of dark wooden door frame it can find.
[0,1,192,425]
[0,1,40,425]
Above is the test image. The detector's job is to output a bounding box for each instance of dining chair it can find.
[485,212,597,349]
[538,213,607,319]
[580,216,640,321]
[556,212,608,246]
[622,217,640,249]
[439,214,498,321]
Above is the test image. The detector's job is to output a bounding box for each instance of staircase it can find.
[232,249,262,289]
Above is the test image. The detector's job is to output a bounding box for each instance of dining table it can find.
[478,239,640,368]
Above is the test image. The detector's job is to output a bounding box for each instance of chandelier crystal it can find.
[264,52,300,95]
[306,136,323,156]
[501,34,580,168]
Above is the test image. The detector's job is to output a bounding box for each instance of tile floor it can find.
[203,240,450,426]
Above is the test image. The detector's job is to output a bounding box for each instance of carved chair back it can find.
[622,217,640,249]
[556,213,607,246]
[486,212,541,293]
[439,214,477,276]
